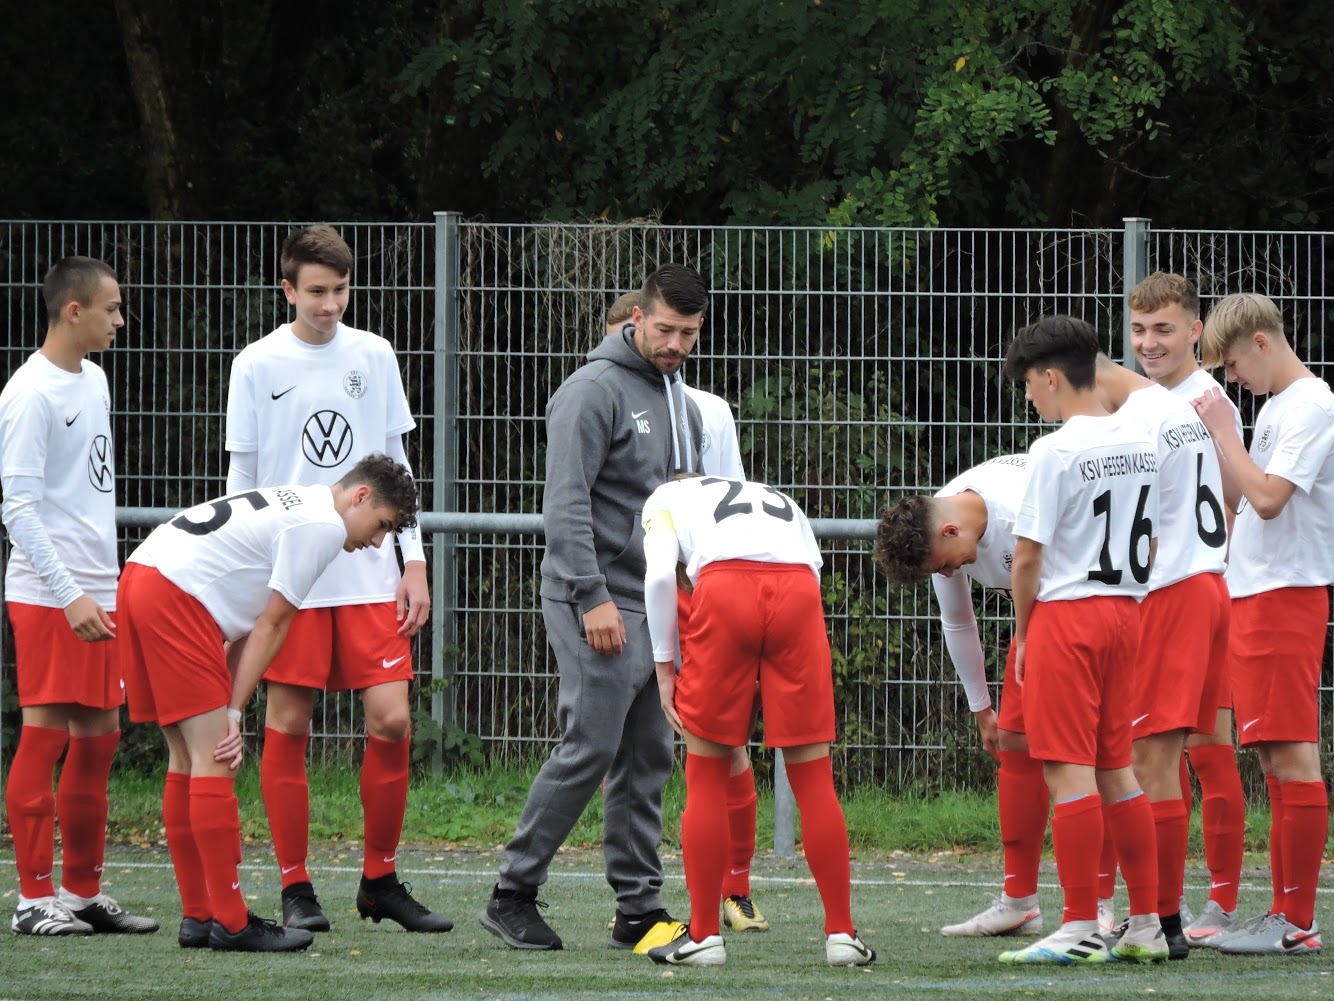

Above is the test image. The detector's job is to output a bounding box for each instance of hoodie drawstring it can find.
[663,372,694,474]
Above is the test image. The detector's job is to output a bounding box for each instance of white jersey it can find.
[1225,377,1334,597]
[0,353,118,608]
[641,477,822,583]
[1117,384,1227,588]
[225,323,414,607]
[1172,369,1244,441]
[684,385,744,478]
[128,484,346,641]
[1016,413,1160,602]
[931,454,1027,713]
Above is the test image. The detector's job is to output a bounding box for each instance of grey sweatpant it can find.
[498,598,674,913]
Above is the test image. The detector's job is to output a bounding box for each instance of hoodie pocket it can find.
[604,511,647,590]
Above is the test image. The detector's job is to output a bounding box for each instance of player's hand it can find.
[583,601,626,656]
[64,595,115,642]
[973,706,1000,759]
[655,661,684,736]
[1014,640,1026,685]
[1191,388,1236,438]
[214,716,244,770]
[395,561,431,638]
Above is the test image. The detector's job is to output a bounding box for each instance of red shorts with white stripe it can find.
[263,602,412,692]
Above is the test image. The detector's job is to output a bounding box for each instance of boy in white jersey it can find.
[1128,272,1246,945]
[1191,293,1331,956]
[120,454,418,953]
[1092,353,1230,959]
[225,225,449,933]
[1,257,157,938]
[998,316,1166,966]
[637,475,874,969]
[604,295,765,936]
[875,455,1062,939]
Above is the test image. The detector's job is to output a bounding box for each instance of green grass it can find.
[1,845,1330,1001]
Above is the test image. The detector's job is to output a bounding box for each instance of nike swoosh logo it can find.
[231,881,241,890]
[1210,880,1231,888]
[1241,718,1260,731]
[271,386,296,400]
[383,856,396,864]
[1281,928,1320,949]
[631,410,648,419]
[65,412,80,426]
[728,868,748,876]
[382,656,406,669]
[1131,713,1149,726]
[36,872,51,880]
[281,865,300,875]
[1283,885,1300,894]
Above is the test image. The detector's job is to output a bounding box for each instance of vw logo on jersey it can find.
[302,410,354,467]
[343,370,368,399]
[87,435,113,493]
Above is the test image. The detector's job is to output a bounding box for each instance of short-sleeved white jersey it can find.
[1117,385,1227,588]
[1225,377,1334,597]
[1015,413,1160,602]
[935,454,1028,593]
[684,386,744,478]
[641,477,822,582]
[0,353,119,608]
[128,484,347,641]
[1171,369,1245,441]
[225,323,414,607]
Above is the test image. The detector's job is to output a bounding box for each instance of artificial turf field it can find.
[0,845,1330,1001]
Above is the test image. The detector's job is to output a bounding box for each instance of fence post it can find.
[431,212,462,773]
[773,748,795,858]
[1122,217,1152,367]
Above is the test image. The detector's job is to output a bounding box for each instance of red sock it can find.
[4,725,67,898]
[361,735,410,879]
[1106,793,1159,917]
[56,731,119,898]
[1052,795,1102,924]
[1151,798,1189,916]
[1278,780,1328,931]
[997,749,1048,899]
[682,753,731,939]
[1188,744,1244,912]
[1179,753,1193,816]
[1097,804,1118,900]
[163,771,211,920]
[720,766,757,899]
[189,775,248,933]
[1265,774,1285,914]
[786,756,854,936]
[261,727,311,888]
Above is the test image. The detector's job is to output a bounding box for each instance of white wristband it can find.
[226,707,243,723]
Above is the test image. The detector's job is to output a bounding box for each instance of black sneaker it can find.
[1161,913,1190,961]
[178,916,214,949]
[356,873,453,932]
[281,882,331,932]
[608,907,685,951]
[208,911,314,952]
[66,893,159,934]
[479,884,563,950]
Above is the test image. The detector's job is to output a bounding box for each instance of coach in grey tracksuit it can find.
[493,265,705,944]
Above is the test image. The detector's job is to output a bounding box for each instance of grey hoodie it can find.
[539,329,702,613]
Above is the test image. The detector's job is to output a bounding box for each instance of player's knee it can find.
[367,707,411,742]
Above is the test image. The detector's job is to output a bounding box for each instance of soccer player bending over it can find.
[639,474,874,968]
[998,316,1166,966]
[1191,293,1331,957]
[119,455,419,953]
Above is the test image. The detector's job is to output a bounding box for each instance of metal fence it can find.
[1,217,1332,792]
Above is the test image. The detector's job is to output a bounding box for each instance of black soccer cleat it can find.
[608,907,685,951]
[479,884,563,950]
[281,881,331,932]
[356,873,453,932]
[208,911,314,952]
[68,893,159,934]
[178,916,214,949]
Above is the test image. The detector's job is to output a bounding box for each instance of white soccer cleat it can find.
[998,920,1109,965]
[646,928,727,967]
[940,895,1042,937]
[1097,896,1116,935]
[1109,913,1169,964]
[1183,899,1240,948]
[826,931,876,966]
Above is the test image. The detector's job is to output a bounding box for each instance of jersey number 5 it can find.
[1087,485,1152,586]
[170,490,270,536]
[700,478,793,522]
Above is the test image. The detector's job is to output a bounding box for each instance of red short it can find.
[1022,596,1140,769]
[1229,586,1328,746]
[7,602,122,710]
[263,602,412,692]
[674,561,834,748]
[996,640,1025,734]
[118,563,229,726]
[1131,572,1229,739]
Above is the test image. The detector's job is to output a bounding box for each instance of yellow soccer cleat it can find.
[722,895,770,933]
